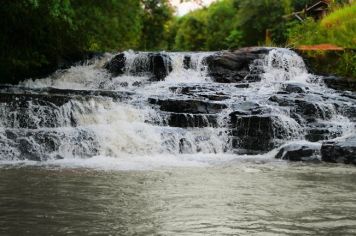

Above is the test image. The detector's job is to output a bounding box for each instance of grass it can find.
[288,3,356,78]
[321,4,356,48]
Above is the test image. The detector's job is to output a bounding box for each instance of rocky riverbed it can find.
[0,47,355,165]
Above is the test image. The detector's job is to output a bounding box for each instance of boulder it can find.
[275,142,321,162]
[104,52,172,81]
[323,76,356,92]
[104,53,126,77]
[229,114,291,151]
[269,94,334,122]
[0,129,99,161]
[283,83,308,93]
[205,47,270,83]
[321,136,356,165]
[305,122,343,142]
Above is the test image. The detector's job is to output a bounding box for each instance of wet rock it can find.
[0,85,134,102]
[104,53,126,77]
[149,98,227,114]
[295,100,334,121]
[205,47,270,83]
[0,92,71,107]
[183,55,191,69]
[244,74,262,82]
[164,113,218,128]
[0,129,99,161]
[0,93,75,129]
[305,123,343,142]
[323,76,356,92]
[283,83,308,93]
[147,53,173,81]
[230,114,290,151]
[275,142,321,162]
[230,102,270,116]
[235,84,249,88]
[104,52,172,81]
[179,138,193,154]
[199,93,230,101]
[269,94,334,122]
[321,136,356,165]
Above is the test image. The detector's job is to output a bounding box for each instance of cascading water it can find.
[1,48,355,168]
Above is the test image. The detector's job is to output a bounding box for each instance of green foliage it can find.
[1,0,354,81]
[140,0,174,50]
[205,0,241,50]
[288,4,356,78]
[233,0,292,46]
[0,0,79,82]
[174,9,208,51]
[170,0,295,51]
[0,0,160,82]
[288,4,356,48]
[172,0,245,51]
[72,0,142,51]
[321,3,356,48]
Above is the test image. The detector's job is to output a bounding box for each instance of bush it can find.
[288,4,356,78]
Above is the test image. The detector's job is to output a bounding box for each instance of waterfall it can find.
[1,48,355,167]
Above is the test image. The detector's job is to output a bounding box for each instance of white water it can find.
[1,48,355,170]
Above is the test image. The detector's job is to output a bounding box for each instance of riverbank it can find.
[296,49,356,81]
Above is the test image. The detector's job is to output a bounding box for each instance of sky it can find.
[170,0,216,15]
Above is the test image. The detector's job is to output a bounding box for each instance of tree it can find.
[205,0,243,50]
[139,0,174,50]
[174,9,208,51]
[0,0,143,83]
[232,0,293,46]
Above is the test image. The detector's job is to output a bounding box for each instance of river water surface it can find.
[1,161,356,235]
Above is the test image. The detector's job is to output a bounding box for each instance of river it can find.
[1,162,356,235]
[0,48,355,235]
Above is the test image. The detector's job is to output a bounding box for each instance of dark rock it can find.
[164,113,218,128]
[235,84,249,88]
[275,142,321,162]
[205,47,270,83]
[230,114,292,151]
[321,136,356,165]
[0,92,71,107]
[200,93,230,101]
[230,102,271,116]
[323,76,356,92]
[149,98,227,114]
[244,74,262,82]
[284,83,308,93]
[183,55,191,69]
[305,123,343,142]
[132,81,142,87]
[104,53,126,77]
[104,52,173,81]
[148,53,173,81]
[269,94,334,122]
[179,138,193,154]
[0,85,133,102]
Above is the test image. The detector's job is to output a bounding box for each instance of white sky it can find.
[170,0,216,16]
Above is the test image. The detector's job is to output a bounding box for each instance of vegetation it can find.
[288,3,356,78]
[171,0,293,51]
[0,0,354,82]
[0,0,171,83]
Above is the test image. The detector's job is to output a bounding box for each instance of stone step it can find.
[148,98,228,114]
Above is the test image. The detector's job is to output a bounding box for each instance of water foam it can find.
[1,48,355,169]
